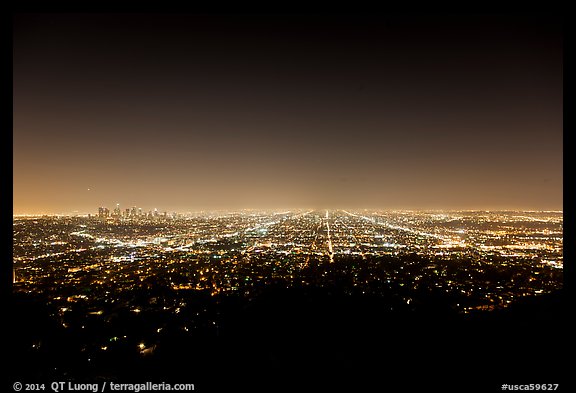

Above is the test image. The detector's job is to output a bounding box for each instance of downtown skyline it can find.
[13,13,563,214]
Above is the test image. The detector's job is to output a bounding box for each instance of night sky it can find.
[13,13,563,214]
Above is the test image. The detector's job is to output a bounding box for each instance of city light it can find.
[13,208,562,314]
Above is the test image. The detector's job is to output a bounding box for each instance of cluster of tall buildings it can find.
[97,204,168,220]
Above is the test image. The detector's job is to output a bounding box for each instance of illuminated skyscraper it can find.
[98,206,110,218]
[113,203,121,218]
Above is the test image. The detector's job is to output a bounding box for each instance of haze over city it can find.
[13,13,562,214]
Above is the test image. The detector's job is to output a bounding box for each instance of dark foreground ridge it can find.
[7,287,568,392]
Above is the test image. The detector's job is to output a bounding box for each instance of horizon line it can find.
[12,208,564,217]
